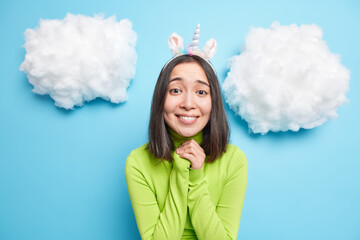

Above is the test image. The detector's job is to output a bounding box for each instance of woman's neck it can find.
[168,128,203,149]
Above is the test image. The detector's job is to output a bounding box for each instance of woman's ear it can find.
[202,39,217,60]
[168,33,184,56]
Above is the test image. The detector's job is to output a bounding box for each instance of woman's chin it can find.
[177,129,201,138]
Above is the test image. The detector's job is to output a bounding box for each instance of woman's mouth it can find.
[177,115,198,124]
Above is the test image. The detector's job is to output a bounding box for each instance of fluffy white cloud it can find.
[20,13,137,109]
[223,22,350,135]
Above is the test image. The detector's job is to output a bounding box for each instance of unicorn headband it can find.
[164,24,217,70]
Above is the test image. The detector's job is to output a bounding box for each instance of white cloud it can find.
[223,22,350,135]
[20,13,137,109]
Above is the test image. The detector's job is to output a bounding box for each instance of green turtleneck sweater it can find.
[125,130,248,240]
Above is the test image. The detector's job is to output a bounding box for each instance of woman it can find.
[125,26,248,240]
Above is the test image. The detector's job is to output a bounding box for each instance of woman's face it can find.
[163,62,212,137]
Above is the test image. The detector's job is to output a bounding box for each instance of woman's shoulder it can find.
[129,142,149,155]
[219,143,248,168]
[126,143,159,169]
[125,143,168,181]
[225,143,245,155]
[127,143,150,163]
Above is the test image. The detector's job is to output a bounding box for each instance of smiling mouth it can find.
[176,115,199,123]
[178,115,198,120]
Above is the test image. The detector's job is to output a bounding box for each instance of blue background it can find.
[1,0,359,239]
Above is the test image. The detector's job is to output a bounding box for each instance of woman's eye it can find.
[170,89,181,94]
[197,90,208,95]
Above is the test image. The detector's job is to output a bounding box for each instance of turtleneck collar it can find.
[168,127,203,149]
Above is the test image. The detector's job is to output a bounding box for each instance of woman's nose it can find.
[181,93,196,110]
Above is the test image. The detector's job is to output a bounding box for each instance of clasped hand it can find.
[176,139,205,170]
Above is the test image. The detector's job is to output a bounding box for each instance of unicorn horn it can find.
[188,24,200,54]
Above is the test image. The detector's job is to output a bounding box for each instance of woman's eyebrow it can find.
[169,77,182,83]
[196,80,210,87]
[169,78,210,87]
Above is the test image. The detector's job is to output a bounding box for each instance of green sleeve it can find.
[125,151,191,240]
[187,148,248,240]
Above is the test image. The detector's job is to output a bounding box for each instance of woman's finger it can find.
[178,151,203,169]
[178,139,204,154]
[178,151,196,162]
[180,145,204,159]
[177,140,206,169]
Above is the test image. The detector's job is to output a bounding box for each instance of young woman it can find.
[125,27,248,240]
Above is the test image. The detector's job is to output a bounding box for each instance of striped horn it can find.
[188,24,200,54]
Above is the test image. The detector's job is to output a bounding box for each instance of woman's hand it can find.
[176,139,205,170]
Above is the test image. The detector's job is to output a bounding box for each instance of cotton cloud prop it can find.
[223,22,350,135]
[20,13,137,109]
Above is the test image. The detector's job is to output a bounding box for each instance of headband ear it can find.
[202,39,217,60]
[168,33,184,56]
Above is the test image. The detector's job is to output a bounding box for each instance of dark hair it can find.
[148,54,229,163]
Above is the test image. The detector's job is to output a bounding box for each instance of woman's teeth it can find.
[179,116,197,120]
